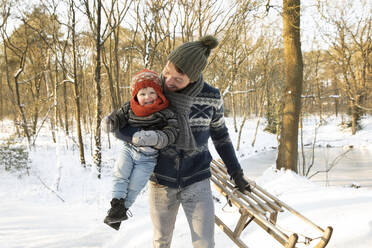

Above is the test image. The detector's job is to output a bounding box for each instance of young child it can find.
[101,69,178,230]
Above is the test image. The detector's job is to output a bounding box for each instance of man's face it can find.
[162,62,191,92]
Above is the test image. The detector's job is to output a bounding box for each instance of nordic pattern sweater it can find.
[149,82,242,188]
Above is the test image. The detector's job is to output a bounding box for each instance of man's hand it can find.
[101,114,118,133]
[231,169,251,193]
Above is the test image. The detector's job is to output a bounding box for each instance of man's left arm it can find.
[210,96,251,193]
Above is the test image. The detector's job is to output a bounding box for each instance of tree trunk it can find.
[93,0,103,178]
[102,45,118,110]
[71,1,86,167]
[114,25,122,106]
[314,52,323,124]
[0,72,3,120]
[30,77,41,136]
[230,71,238,133]
[2,41,19,135]
[61,45,69,136]
[332,73,339,117]
[350,101,361,135]
[45,52,56,143]
[14,65,32,145]
[276,0,303,172]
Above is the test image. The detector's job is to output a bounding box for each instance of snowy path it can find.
[1,168,372,248]
[1,116,372,248]
[0,201,108,248]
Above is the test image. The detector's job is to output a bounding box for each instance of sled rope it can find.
[269,219,322,245]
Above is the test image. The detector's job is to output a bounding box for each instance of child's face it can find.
[136,87,158,106]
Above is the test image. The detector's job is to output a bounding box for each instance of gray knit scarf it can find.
[162,75,204,150]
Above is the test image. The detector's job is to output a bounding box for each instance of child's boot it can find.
[104,198,128,230]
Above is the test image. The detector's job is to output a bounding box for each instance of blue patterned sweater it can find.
[118,81,242,188]
[153,82,242,188]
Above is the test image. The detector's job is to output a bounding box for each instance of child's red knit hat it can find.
[130,69,169,116]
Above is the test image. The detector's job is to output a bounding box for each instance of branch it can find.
[32,104,55,146]
[308,147,352,179]
[222,84,230,97]
[35,174,65,202]
[17,71,47,85]
[226,89,256,95]
[352,101,372,111]
[14,68,23,78]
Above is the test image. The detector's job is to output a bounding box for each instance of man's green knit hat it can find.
[167,35,219,82]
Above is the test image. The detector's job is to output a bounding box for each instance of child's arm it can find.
[132,109,179,149]
[101,102,130,133]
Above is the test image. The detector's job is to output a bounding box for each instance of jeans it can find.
[149,179,215,248]
[112,141,158,208]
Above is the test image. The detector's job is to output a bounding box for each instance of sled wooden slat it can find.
[210,176,290,243]
[210,162,282,216]
[215,215,249,248]
[314,226,333,248]
[251,188,283,212]
[212,160,283,212]
[211,159,333,248]
[252,182,325,234]
[285,234,298,248]
[211,168,267,215]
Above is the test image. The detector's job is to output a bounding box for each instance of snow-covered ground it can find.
[0,115,372,248]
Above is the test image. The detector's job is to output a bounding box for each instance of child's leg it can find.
[125,150,158,208]
[112,142,135,199]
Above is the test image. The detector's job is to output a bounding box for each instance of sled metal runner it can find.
[211,160,333,248]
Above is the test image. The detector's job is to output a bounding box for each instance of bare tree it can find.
[1,17,32,145]
[101,0,133,110]
[316,0,372,134]
[69,0,86,166]
[0,0,17,123]
[82,0,132,178]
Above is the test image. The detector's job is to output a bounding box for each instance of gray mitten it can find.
[101,114,118,133]
[132,130,158,147]
[153,131,169,149]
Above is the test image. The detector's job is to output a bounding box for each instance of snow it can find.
[1,115,372,248]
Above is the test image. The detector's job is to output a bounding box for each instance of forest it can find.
[0,0,371,177]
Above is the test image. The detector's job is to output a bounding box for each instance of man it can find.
[125,35,250,248]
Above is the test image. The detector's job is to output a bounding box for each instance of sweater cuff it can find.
[114,125,141,143]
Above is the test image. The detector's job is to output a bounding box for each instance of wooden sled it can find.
[210,159,333,248]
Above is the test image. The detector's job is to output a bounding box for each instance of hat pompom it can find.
[199,35,218,50]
